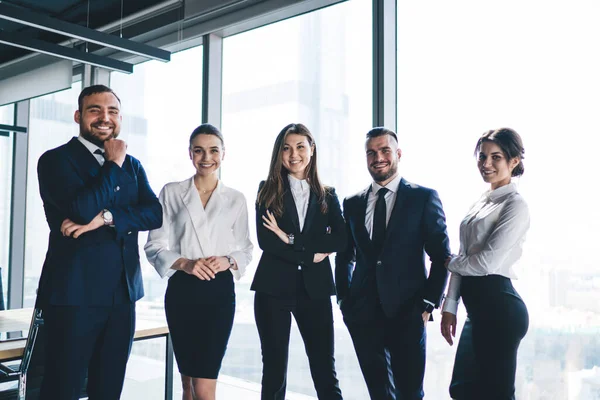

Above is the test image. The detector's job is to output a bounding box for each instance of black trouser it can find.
[40,277,134,400]
[343,300,426,400]
[254,271,342,400]
[450,275,529,400]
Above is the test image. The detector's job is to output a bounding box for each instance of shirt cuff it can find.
[423,299,435,307]
[442,297,460,314]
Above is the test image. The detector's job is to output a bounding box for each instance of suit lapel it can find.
[302,191,318,234]
[382,178,408,245]
[181,177,210,257]
[355,187,373,254]
[67,137,103,175]
[283,188,301,232]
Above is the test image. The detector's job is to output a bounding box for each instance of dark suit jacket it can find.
[251,180,347,299]
[36,137,162,307]
[335,178,450,320]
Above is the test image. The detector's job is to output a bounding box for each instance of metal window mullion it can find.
[373,0,397,130]
[8,100,29,309]
[202,33,223,128]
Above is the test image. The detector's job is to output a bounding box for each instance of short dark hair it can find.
[475,128,525,177]
[189,123,225,148]
[366,127,398,143]
[78,85,121,111]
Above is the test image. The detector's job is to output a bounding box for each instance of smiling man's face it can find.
[75,91,122,147]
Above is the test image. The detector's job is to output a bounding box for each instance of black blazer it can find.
[251,180,347,299]
[36,138,162,307]
[335,178,451,319]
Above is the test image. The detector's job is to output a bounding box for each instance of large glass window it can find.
[110,46,203,399]
[110,45,203,316]
[397,1,600,399]
[220,0,372,398]
[24,86,82,307]
[0,104,15,310]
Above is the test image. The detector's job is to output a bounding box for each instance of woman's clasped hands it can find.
[179,256,230,280]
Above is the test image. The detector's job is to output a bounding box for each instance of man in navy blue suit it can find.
[335,127,451,400]
[36,85,162,399]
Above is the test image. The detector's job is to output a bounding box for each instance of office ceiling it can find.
[0,0,174,65]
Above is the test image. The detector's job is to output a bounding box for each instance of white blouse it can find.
[288,174,310,231]
[442,183,530,314]
[144,177,253,281]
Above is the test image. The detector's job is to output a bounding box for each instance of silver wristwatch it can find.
[225,255,235,269]
[102,209,113,226]
[287,233,295,245]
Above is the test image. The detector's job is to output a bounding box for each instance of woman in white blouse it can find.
[441,128,529,400]
[144,124,253,400]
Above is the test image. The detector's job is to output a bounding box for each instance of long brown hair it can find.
[257,123,328,217]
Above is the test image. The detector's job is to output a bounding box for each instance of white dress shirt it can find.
[288,175,310,270]
[144,177,253,281]
[443,182,530,314]
[288,175,310,231]
[78,135,105,166]
[365,174,402,238]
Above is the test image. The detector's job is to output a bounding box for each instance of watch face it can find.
[104,210,113,220]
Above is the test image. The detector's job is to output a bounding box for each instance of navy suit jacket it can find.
[36,137,162,307]
[335,178,450,320]
[251,180,347,299]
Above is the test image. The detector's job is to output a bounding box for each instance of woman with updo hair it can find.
[145,124,253,400]
[440,128,530,400]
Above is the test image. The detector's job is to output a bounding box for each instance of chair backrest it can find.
[0,309,44,400]
[0,309,87,400]
[19,309,43,377]
[20,309,45,400]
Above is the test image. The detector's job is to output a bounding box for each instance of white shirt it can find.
[77,135,105,166]
[288,175,310,231]
[443,183,530,314]
[144,178,253,281]
[365,174,402,239]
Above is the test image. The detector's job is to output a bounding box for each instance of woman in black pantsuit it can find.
[252,123,346,400]
[145,124,253,400]
[441,128,530,400]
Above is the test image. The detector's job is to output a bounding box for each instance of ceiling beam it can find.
[0,0,171,62]
[0,32,133,74]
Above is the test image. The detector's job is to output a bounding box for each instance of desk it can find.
[0,308,174,400]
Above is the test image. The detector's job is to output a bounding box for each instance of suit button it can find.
[376,261,382,266]
[115,186,120,192]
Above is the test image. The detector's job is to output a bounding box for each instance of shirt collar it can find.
[77,135,103,155]
[486,182,517,201]
[371,174,402,196]
[288,174,309,192]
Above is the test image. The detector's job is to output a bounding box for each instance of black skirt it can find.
[165,270,235,379]
[450,275,529,400]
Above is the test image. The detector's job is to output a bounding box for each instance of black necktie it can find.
[93,149,105,160]
[372,187,389,255]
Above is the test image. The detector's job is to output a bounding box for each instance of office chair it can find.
[0,308,44,400]
[0,308,89,400]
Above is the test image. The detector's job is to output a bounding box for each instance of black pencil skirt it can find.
[165,270,235,379]
[450,275,529,400]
